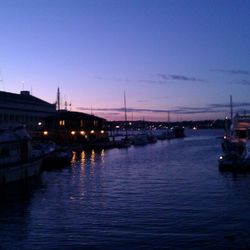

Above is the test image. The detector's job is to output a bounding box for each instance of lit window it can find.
[59,120,65,126]
[80,120,85,127]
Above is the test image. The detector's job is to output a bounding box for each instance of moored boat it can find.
[41,148,73,170]
[132,133,148,145]
[219,113,250,171]
[0,125,43,185]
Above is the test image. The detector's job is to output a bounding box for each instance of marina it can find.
[1,1,250,249]
[1,129,250,249]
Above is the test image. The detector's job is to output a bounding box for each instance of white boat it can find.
[219,113,250,171]
[0,126,43,185]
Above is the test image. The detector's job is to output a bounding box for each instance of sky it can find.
[1,0,250,122]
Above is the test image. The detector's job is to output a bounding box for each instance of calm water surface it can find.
[1,129,250,249]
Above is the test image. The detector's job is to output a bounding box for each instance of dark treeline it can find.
[106,119,226,131]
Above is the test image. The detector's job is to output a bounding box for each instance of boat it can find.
[219,113,250,171]
[41,147,73,170]
[0,125,43,185]
[173,126,185,138]
[147,131,157,143]
[132,133,148,145]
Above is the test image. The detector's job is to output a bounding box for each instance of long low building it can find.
[38,110,108,143]
[0,90,56,130]
[0,90,109,144]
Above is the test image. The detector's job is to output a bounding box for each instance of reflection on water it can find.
[80,150,85,167]
[91,149,95,167]
[1,129,250,249]
[77,149,106,169]
[71,151,77,165]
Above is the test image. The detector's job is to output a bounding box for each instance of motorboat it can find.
[0,125,43,184]
[41,147,73,170]
[219,113,250,171]
[132,133,148,145]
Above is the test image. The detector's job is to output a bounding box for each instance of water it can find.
[1,129,250,249]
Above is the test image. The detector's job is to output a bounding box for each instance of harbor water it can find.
[1,129,250,249]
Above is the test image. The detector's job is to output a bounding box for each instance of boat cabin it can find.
[231,115,250,142]
[0,126,32,166]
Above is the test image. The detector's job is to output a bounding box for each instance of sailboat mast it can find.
[230,95,233,121]
[124,91,128,138]
[57,87,61,110]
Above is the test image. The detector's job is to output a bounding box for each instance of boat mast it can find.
[167,111,170,128]
[226,95,233,139]
[124,91,128,139]
[230,95,233,121]
[57,87,61,110]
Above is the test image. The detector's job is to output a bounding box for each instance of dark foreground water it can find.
[1,129,250,250]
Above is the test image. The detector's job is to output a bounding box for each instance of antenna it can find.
[57,87,61,110]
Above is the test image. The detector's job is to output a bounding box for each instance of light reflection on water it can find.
[0,129,250,249]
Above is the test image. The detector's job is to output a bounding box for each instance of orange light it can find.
[43,131,48,135]
[80,131,85,135]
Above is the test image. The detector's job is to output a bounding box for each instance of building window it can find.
[80,120,85,127]
[4,114,8,121]
[59,120,65,126]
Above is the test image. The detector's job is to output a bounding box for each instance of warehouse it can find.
[0,90,56,130]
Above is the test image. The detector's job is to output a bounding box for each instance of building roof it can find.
[0,90,55,107]
[46,110,106,122]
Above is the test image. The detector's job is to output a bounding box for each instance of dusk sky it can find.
[1,0,250,121]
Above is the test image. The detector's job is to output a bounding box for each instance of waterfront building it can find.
[38,110,108,143]
[0,90,56,131]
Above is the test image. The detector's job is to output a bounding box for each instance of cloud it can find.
[137,79,166,85]
[77,100,250,118]
[137,99,149,103]
[157,74,168,80]
[211,69,250,75]
[158,73,205,82]
[169,75,205,82]
[77,106,170,113]
[138,73,205,86]
[239,79,250,85]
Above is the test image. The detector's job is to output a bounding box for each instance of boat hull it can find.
[219,155,250,172]
[0,158,42,185]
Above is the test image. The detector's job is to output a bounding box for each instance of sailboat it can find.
[219,96,250,171]
[121,91,132,147]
